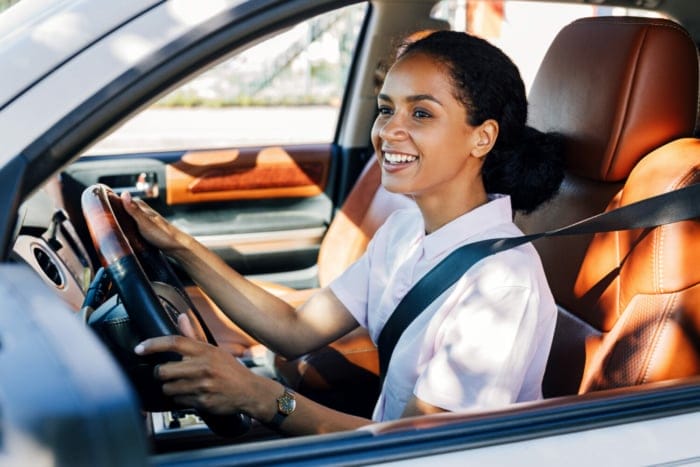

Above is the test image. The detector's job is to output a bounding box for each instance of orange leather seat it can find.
[515,16,700,397]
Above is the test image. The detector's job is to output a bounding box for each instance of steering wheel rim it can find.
[81,183,250,437]
[82,184,181,338]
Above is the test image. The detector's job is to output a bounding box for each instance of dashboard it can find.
[8,176,280,448]
[10,176,95,312]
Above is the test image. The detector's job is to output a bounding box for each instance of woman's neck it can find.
[416,187,489,234]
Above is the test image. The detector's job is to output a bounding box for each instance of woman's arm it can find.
[121,192,359,358]
[402,397,448,417]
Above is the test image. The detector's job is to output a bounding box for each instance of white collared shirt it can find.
[329,194,556,421]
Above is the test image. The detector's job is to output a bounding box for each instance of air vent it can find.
[33,246,64,288]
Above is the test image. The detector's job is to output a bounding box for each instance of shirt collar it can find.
[421,194,514,260]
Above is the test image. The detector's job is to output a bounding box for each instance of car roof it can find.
[0,0,162,109]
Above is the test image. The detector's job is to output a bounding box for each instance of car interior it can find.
[252,14,700,426]
[7,0,700,457]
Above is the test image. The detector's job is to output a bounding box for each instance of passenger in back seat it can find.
[125,30,565,435]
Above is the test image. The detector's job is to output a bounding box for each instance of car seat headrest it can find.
[528,17,699,182]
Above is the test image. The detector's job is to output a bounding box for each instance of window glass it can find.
[432,1,666,93]
[88,3,367,155]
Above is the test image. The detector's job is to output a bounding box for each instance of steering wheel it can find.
[81,183,250,437]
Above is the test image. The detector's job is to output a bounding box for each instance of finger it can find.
[179,312,208,342]
[121,191,137,214]
[122,191,153,218]
[161,377,208,396]
[134,334,204,356]
[121,192,151,226]
[178,313,196,339]
[179,312,209,343]
[154,358,207,381]
[228,343,250,357]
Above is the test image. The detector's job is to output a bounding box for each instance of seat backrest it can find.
[577,138,700,392]
[515,16,700,397]
[316,157,415,286]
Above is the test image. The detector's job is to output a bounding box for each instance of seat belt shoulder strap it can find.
[376,182,700,384]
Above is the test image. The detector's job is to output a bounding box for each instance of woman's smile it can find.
[382,151,419,172]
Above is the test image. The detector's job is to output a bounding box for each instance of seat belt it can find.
[377,182,700,384]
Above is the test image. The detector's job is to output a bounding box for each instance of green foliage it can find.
[151,3,364,109]
[0,0,21,11]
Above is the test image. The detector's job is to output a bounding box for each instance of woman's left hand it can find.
[134,314,259,416]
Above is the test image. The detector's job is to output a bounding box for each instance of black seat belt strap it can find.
[376,182,700,384]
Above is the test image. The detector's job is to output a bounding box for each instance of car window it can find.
[432,0,667,93]
[0,0,21,13]
[87,3,367,155]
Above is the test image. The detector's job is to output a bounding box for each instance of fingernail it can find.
[134,343,145,354]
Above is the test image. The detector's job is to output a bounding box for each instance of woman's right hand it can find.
[121,191,190,255]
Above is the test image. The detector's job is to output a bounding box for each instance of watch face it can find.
[277,390,296,415]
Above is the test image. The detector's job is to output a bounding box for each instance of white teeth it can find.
[384,152,417,164]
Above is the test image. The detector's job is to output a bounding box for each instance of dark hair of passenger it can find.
[396,30,565,213]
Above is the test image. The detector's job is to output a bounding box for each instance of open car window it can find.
[87,3,367,156]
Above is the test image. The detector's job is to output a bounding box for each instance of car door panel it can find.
[166,145,329,204]
[62,142,335,289]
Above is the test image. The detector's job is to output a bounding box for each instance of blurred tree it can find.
[0,0,21,11]
[467,0,505,41]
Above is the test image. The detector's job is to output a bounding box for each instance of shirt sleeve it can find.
[414,260,544,411]
[328,243,373,329]
[327,208,409,331]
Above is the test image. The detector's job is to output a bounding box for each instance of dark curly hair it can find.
[397,30,564,213]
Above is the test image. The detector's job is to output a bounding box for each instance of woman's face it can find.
[371,52,488,202]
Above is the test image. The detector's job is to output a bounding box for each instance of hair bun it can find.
[483,127,565,213]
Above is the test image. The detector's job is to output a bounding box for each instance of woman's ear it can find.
[471,119,499,159]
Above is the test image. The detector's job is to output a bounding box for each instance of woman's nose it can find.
[378,113,407,140]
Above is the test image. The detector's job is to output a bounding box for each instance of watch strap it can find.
[266,386,296,429]
[267,410,287,428]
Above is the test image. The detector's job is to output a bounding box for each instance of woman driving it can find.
[126,30,564,435]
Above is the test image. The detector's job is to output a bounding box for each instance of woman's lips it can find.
[382,151,418,171]
[383,151,418,164]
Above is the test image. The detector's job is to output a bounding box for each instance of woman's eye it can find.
[377,106,393,116]
[413,109,431,119]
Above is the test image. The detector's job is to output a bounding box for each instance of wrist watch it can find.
[268,386,296,428]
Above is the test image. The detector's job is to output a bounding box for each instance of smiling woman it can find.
[329,30,565,421]
[2,0,700,465]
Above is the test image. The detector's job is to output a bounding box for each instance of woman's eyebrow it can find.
[407,94,442,105]
[377,93,442,106]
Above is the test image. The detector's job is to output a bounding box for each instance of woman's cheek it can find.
[371,120,384,150]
